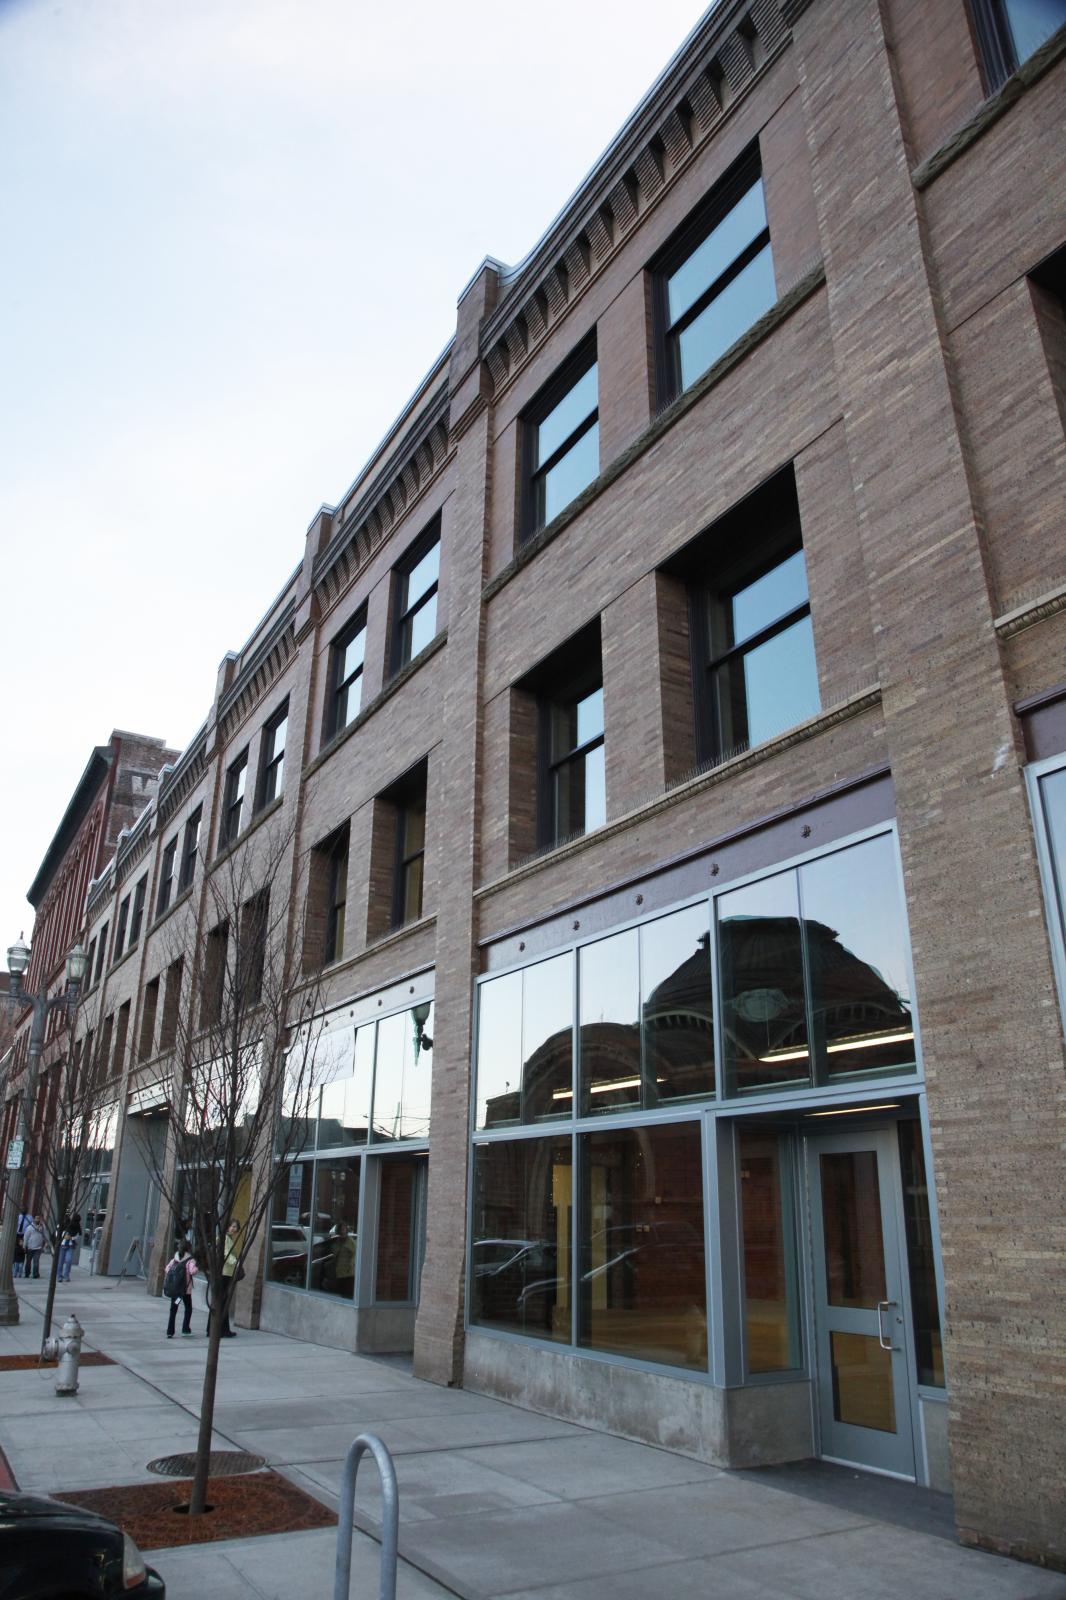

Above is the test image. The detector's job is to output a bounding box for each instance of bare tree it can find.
[33,1029,117,1342]
[132,823,326,1516]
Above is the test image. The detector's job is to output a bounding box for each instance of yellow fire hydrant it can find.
[42,1312,84,1395]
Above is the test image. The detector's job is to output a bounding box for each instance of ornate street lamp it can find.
[0,935,87,1323]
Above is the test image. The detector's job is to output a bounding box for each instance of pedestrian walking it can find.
[13,1212,29,1279]
[57,1225,76,1282]
[163,1242,197,1337]
[22,1216,47,1279]
[219,1219,241,1338]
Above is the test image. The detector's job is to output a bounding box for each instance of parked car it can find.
[0,1488,164,1599]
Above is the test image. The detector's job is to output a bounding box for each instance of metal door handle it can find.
[877,1300,897,1351]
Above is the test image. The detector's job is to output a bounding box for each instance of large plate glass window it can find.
[476,954,573,1127]
[470,1135,572,1342]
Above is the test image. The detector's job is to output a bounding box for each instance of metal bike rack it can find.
[334,1432,399,1600]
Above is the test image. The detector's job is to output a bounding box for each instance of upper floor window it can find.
[522,620,606,849]
[524,341,599,537]
[394,766,427,927]
[221,753,248,849]
[127,875,147,949]
[655,149,775,404]
[258,701,289,809]
[157,837,177,916]
[94,924,108,983]
[971,0,1066,85]
[678,471,819,762]
[113,894,130,963]
[178,806,201,896]
[326,615,366,740]
[394,529,439,671]
[324,828,349,966]
[1028,751,1066,1026]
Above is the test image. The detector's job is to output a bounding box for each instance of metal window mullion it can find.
[667,228,771,345]
[795,866,824,1088]
[533,407,599,483]
[707,601,811,674]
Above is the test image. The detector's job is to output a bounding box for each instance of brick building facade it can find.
[12,0,1066,1567]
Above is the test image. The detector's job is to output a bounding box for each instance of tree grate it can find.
[146,1450,265,1478]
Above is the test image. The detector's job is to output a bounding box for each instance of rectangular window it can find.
[179,807,202,892]
[113,1001,131,1075]
[139,977,160,1062]
[370,1004,433,1142]
[113,895,130,963]
[318,1025,373,1149]
[523,619,605,848]
[326,616,366,740]
[476,953,573,1127]
[157,838,177,916]
[577,1120,707,1371]
[655,148,775,404]
[160,957,183,1051]
[1028,753,1066,1024]
[393,529,439,671]
[127,875,147,949]
[221,752,248,848]
[258,701,289,809]
[202,923,229,1027]
[718,832,916,1097]
[98,1013,114,1077]
[739,1130,800,1374]
[524,340,599,537]
[970,0,1066,86]
[897,1121,945,1388]
[324,827,349,966]
[471,1135,572,1342]
[239,890,269,1006]
[310,1156,360,1297]
[86,937,97,986]
[375,1156,423,1302]
[394,772,427,927]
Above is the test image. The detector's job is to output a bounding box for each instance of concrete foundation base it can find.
[258,1283,416,1354]
[463,1330,814,1468]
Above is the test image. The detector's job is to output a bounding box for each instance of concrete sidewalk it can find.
[2,1268,1063,1600]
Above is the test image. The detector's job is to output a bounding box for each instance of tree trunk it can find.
[188,1274,225,1516]
[40,1234,61,1345]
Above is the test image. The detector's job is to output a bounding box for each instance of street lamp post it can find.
[0,935,88,1324]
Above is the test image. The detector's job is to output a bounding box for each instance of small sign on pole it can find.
[5,1137,24,1171]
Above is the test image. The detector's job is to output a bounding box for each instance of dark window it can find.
[970,0,1066,86]
[324,828,349,966]
[139,977,160,1062]
[127,875,147,949]
[326,616,366,740]
[94,924,109,983]
[157,838,177,916]
[654,148,775,405]
[113,896,130,963]
[393,766,427,927]
[86,937,97,985]
[675,472,819,762]
[202,923,229,1027]
[524,621,605,848]
[179,807,202,891]
[113,1001,131,1075]
[257,701,289,809]
[160,957,183,1051]
[898,1121,945,1388]
[393,529,439,671]
[524,340,599,537]
[221,752,248,848]
[470,1135,573,1342]
[239,890,269,1005]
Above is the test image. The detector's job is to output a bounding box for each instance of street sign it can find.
[5,1136,24,1170]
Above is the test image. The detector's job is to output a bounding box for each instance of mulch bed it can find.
[55,1470,337,1550]
[0,1352,114,1371]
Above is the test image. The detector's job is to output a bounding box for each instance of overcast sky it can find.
[0,0,710,958]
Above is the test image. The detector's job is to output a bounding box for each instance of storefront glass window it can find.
[375,1155,423,1302]
[719,870,810,1095]
[579,930,640,1114]
[801,836,915,1081]
[577,1121,707,1371]
[477,957,572,1128]
[372,1005,433,1142]
[898,1121,944,1388]
[269,1161,315,1288]
[739,1130,799,1373]
[310,1156,359,1297]
[641,906,714,1104]
[470,1136,572,1342]
[318,1026,373,1148]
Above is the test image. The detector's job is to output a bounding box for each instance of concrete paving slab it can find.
[146,1526,456,1600]
[289,1446,562,1523]
[581,1475,872,1556]
[458,1432,721,1501]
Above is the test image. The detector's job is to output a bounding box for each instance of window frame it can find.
[127,874,147,949]
[257,700,289,811]
[652,145,771,409]
[221,752,249,850]
[113,895,130,964]
[325,613,368,743]
[392,524,440,674]
[178,807,202,893]
[539,680,606,849]
[521,336,599,540]
[1025,750,1066,1028]
[323,827,350,967]
[157,837,177,917]
[969,0,1066,88]
[392,767,428,929]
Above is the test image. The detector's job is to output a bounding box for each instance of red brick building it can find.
[35,0,1066,1566]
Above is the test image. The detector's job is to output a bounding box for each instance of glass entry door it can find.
[807,1127,916,1478]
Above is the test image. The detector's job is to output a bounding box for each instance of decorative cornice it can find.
[115,802,154,885]
[157,733,207,827]
[483,260,826,602]
[479,0,792,401]
[475,683,882,901]
[994,578,1066,640]
[313,388,452,608]
[218,609,297,745]
[912,23,1066,191]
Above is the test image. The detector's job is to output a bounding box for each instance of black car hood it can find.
[0,1489,110,1526]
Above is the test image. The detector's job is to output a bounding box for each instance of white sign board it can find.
[5,1136,24,1170]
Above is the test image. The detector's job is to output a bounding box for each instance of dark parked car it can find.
[0,1488,164,1599]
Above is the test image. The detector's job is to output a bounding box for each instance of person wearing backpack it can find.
[163,1242,197,1337]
